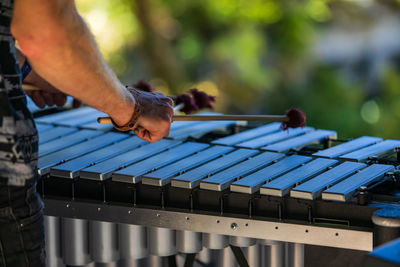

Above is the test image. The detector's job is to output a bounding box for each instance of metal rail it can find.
[43,198,373,252]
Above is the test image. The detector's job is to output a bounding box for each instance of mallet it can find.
[97,108,306,130]
[22,83,306,129]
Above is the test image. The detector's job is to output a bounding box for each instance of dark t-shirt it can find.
[0,0,38,186]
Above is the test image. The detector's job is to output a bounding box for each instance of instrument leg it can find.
[168,255,178,267]
[230,245,250,267]
[183,253,196,267]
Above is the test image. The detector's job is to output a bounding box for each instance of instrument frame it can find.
[39,176,383,252]
[42,197,373,252]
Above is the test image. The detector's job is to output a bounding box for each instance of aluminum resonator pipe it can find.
[217,246,239,267]
[148,227,177,256]
[202,233,229,249]
[258,239,285,267]
[287,242,305,267]
[176,230,203,254]
[119,224,148,260]
[89,221,119,263]
[230,236,257,247]
[44,216,64,267]
[243,244,262,267]
[62,218,92,266]
[197,247,212,265]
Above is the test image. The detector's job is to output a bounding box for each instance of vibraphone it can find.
[34,106,400,267]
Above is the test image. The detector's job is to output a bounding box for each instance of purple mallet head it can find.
[190,88,216,109]
[133,80,155,92]
[281,108,306,130]
[175,93,199,114]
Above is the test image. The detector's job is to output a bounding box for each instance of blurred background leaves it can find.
[76,0,400,139]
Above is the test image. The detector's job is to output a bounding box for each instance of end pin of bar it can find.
[358,186,369,206]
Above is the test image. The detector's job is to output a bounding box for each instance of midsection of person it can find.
[0,0,44,266]
[0,0,38,186]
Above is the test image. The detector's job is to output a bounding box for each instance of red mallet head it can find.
[133,80,155,92]
[190,88,216,109]
[281,108,306,130]
[175,93,199,114]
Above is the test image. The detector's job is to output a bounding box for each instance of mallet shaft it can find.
[22,84,41,91]
[97,115,289,124]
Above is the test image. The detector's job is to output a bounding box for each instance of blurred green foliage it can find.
[77,0,400,140]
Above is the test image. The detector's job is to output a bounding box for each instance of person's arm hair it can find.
[11,0,134,126]
[16,48,82,108]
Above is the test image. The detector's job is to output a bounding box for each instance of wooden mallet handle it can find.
[22,84,41,91]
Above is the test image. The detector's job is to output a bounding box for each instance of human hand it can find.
[112,87,173,143]
[23,70,81,108]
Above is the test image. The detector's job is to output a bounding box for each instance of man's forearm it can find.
[12,0,134,125]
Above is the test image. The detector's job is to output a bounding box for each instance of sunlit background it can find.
[76,0,400,139]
